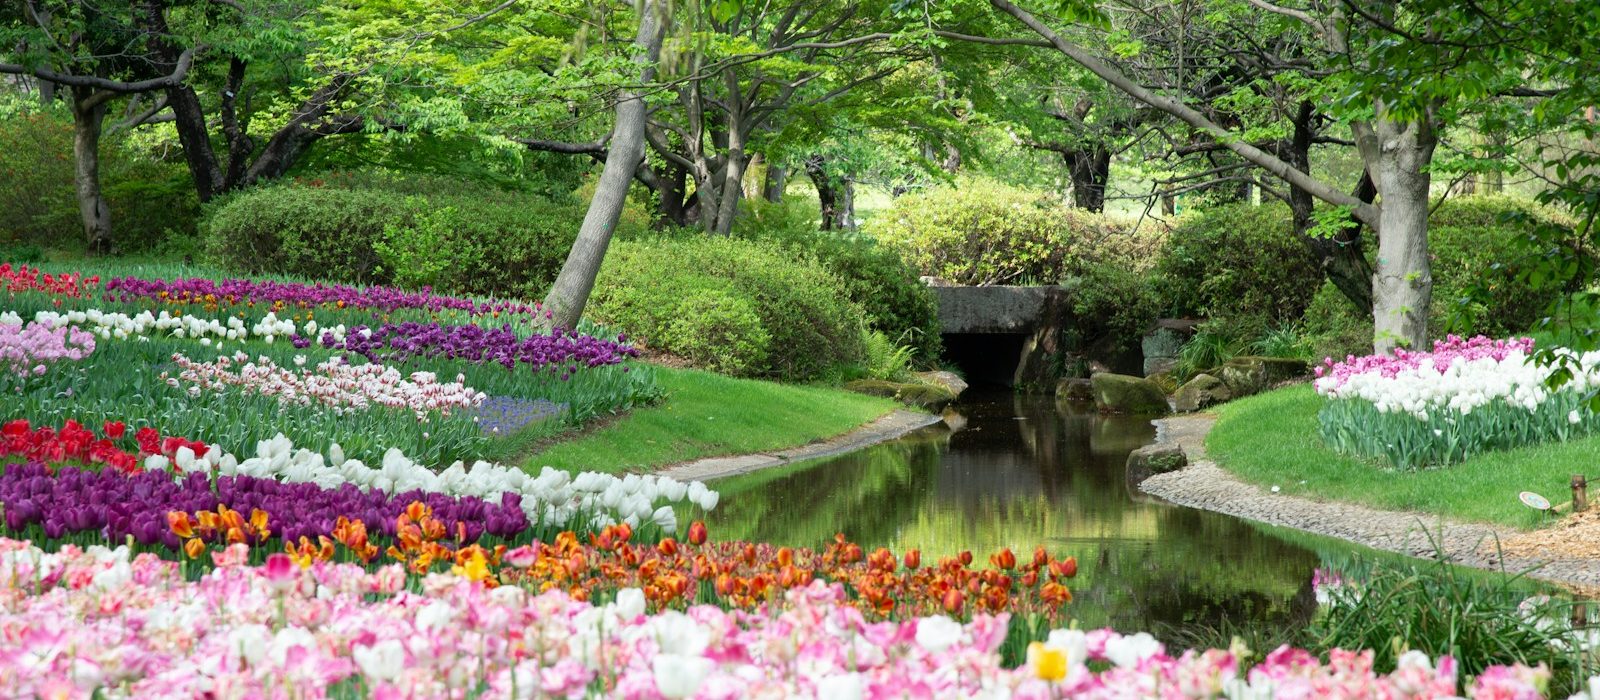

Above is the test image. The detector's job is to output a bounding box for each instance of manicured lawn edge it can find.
[1207,384,1600,530]
[524,366,902,474]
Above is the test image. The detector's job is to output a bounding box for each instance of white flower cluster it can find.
[1316,349,1600,420]
[5,308,348,348]
[143,434,717,533]
[165,351,485,418]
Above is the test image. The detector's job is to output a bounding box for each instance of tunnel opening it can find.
[940,332,1028,388]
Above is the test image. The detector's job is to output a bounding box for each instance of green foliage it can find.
[1432,195,1578,337]
[1251,324,1314,361]
[1313,557,1588,695]
[0,98,197,253]
[867,178,1157,286]
[733,198,942,361]
[856,330,917,382]
[1175,327,1244,378]
[589,236,869,380]
[1060,264,1161,357]
[201,174,623,298]
[1156,203,1319,335]
[1301,281,1372,362]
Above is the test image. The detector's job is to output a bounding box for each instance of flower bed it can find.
[1314,335,1600,468]
[164,351,486,417]
[104,274,540,319]
[1,319,95,379]
[320,321,637,374]
[0,262,97,297]
[0,538,1561,699]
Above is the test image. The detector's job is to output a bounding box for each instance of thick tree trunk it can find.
[1064,147,1110,212]
[39,78,55,107]
[540,0,664,331]
[711,125,746,236]
[1287,102,1374,315]
[763,164,786,202]
[165,84,226,202]
[839,177,856,229]
[1356,112,1436,353]
[654,163,691,228]
[70,89,112,255]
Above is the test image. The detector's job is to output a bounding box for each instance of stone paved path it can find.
[1140,414,1600,590]
[656,410,942,482]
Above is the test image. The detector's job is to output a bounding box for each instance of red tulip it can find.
[687,521,708,546]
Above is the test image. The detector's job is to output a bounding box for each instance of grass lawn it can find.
[1208,384,1600,530]
[524,366,901,474]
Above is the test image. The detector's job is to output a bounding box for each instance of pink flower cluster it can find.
[0,320,95,379]
[1315,335,1536,389]
[0,538,1561,700]
[161,351,486,418]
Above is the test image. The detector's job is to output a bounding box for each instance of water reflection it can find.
[706,391,1323,632]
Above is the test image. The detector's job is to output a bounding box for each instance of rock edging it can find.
[656,410,942,482]
[1139,413,1600,590]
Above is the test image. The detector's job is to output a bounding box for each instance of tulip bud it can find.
[687,521,708,546]
[942,588,964,615]
[958,550,973,566]
[657,538,678,557]
[903,549,921,570]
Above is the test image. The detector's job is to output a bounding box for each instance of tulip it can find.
[991,548,1016,571]
[687,521,708,546]
[263,553,297,592]
[942,589,964,615]
[903,549,921,570]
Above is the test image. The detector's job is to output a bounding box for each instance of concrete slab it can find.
[657,410,943,482]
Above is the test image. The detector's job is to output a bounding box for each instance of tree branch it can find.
[987,0,1379,226]
[0,47,197,93]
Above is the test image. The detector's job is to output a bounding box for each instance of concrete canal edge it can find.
[1139,413,1600,591]
[656,409,943,482]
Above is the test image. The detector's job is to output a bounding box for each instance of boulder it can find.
[844,379,957,411]
[1056,377,1095,401]
[1125,443,1189,486]
[1216,356,1309,397]
[1172,373,1233,412]
[1090,372,1171,415]
[913,371,969,400]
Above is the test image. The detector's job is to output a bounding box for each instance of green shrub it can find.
[590,236,868,380]
[866,178,1157,286]
[1156,203,1319,335]
[1430,195,1577,337]
[1061,264,1161,356]
[734,198,942,361]
[202,175,623,298]
[1301,281,1372,361]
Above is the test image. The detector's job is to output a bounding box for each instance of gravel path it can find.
[656,410,942,482]
[1140,414,1600,590]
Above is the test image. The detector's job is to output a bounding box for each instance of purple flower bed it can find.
[0,461,530,550]
[317,322,637,373]
[103,276,540,318]
[463,396,567,435]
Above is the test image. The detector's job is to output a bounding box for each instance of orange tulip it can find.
[958,551,974,566]
[903,549,921,570]
[991,548,1017,571]
[167,511,194,539]
[942,588,965,615]
[1033,546,1049,568]
[1052,557,1078,579]
[183,537,205,560]
[687,521,708,546]
[657,538,679,557]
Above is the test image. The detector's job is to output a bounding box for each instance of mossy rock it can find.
[1216,356,1308,397]
[1126,443,1189,486]
[1173,373,1232,412]
[1090,372,1171,415]
[843,379,956,411]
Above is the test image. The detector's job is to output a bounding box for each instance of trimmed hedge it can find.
[589,236,868,380]
[866,178,1159,286]
[201,175,635,299]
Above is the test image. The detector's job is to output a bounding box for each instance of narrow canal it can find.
[703,390,1331,636]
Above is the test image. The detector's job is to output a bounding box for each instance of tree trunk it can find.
[711,124,746,236]
[1355,111,1437,353]
[654,163,691,228]
[1287,101,1373,316]
[165,84,227,202]
[839,177,856,229]
[539,0,665,332]
[39,78,55,107]
[70,89,112,255]
[763,164,786,202]
[1064,147,1110,212]
[805,155,845,230]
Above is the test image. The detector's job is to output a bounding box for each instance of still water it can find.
[705,391,1330,635]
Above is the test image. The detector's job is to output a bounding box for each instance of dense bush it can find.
[202,174,630,298]
[0,99,198,254]
[589,235,868,379]
[866,178,1160,286]
[1156,203,1320,336]
[734,198,942,361]
[1429,195,1577,337]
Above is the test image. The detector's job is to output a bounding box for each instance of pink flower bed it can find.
[162,351,485,417]
[1315,335,1535,390]
[0,320,95,379]
[0,538,1561,699]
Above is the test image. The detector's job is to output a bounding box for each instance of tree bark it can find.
[540,1,665,331]
[1287,101,1373,315]
[1354,108,1436,352]
[763,164,786,202]
[805,155,846,230]
[70,88,112,255]
[1064,147,1109,212]
[711,123,746,236]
